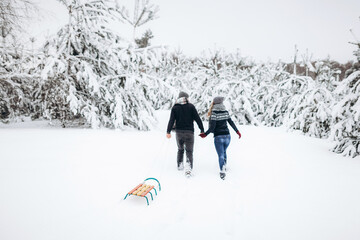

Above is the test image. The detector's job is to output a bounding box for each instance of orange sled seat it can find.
[123,178,161,205]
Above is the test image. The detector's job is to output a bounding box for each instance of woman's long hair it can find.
[207,102,214,118]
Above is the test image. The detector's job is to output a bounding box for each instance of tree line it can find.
[0,0,359,157]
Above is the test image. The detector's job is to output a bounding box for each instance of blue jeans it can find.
[214,134,231,171]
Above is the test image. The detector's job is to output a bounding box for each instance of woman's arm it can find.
[228,117,241,139]
[204,119,216,136]
[227,117,239,133]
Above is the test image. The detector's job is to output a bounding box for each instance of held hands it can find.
[236,131,241,139]
[199,132,207,138]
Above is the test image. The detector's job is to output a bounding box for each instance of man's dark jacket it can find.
[166,103,204,133]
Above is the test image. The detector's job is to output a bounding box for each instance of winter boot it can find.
[223,158,227,172]
[177,162,184,171]
[220,171,226,180]
[223,164,227,172]
[185,161,192,178]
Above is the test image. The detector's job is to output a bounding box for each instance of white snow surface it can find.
[0,111,360,240]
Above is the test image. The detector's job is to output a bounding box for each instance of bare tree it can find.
[301,48,314,77]
[349,17,360,63]
[117,0,159,43]
[293,44,298,75]
[0,0,37,51]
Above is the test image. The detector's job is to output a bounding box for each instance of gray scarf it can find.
[212,103,226,111]
[176,97,188,105]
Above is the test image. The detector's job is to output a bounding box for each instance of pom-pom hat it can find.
[178,91,189,98]
[213,96,224,104]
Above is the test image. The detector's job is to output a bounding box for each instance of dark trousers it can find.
[176,130,194,169]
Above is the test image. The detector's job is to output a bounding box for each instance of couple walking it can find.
[166,91,241,180]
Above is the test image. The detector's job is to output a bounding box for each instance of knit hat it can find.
[213,96,224,104]
[178,91,189,98]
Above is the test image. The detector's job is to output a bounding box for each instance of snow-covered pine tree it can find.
[318,25,360,156]
[285,59,340,138]
[40,0,119,127]
[0,49,26,121]
[331,71,360,157]
[0,0,39,122]
[135,29,153,48]
[251,62,290,127]
[0,40,38,122]
[190,48,229,118]
[114,45,175,128]
[279,74,314,124]
[313,60,340,91]
[148,48,197,110]
[40,0,165,129]
[190,48,259,125]
[287,83,334,138]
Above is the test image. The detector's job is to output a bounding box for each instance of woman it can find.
[200,96,241,180]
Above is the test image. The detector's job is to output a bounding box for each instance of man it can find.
[166,91,204,177]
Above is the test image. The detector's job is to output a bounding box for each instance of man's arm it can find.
[166,107,176,134]
[192,106,204,133]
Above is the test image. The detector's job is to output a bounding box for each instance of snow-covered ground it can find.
[0,111,359,240]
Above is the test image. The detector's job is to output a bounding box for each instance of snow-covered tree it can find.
[135,29,153,48]
[287,85,334,138]
[271,74,312,128]
[331,71,360,157]
[251,63,291,127]
[312,60,340,91]
[117,0,159,43]
[0,0,39,122]
[283,60,338,138]
[0,0,37,51]
[39,0,165,129]
[1,1,357,159]
[327,22,360,157]
[0,47,40,122]
[0,51,22,121]
[188,49,259,125]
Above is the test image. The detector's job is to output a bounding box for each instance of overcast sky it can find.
[29,0,360,63]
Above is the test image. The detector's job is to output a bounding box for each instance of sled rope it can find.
[123,178,161,206]
[123,134,169,206]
